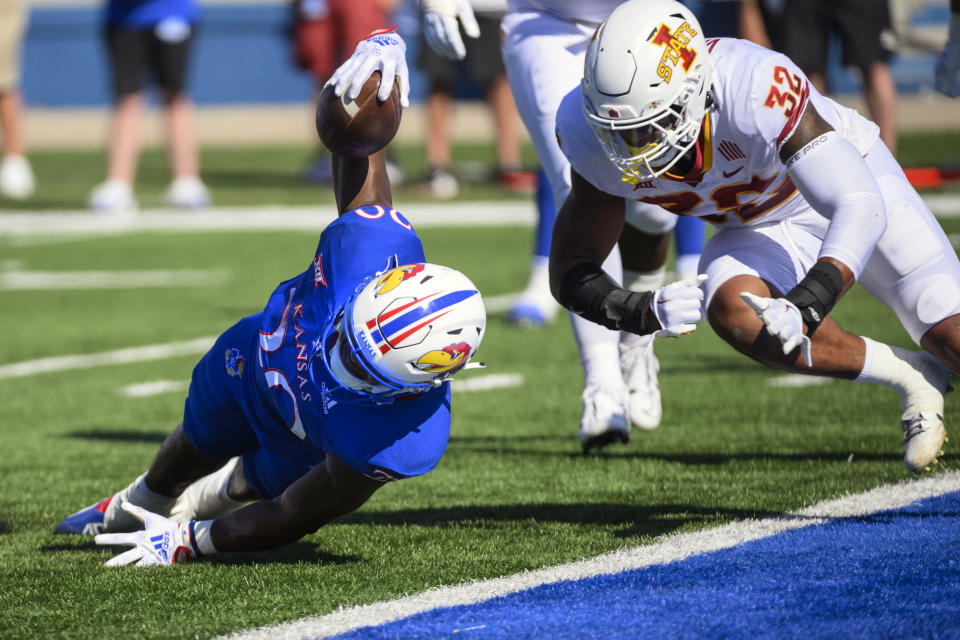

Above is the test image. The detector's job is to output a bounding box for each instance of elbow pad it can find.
[557,262,657,335]
[786,131,886,279]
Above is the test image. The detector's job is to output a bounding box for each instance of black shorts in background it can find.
[105,24,194,97]
[775,0,893,73]
[417,13,505,90]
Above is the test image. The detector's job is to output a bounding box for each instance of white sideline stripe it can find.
[215,471,960,640]
[0,337,215,380]
[767,374,834,388]
[0,202,537,238]
[118,379,190,398]
[0,269,227,290]
[116,374,522,398]
[452,374,524,392]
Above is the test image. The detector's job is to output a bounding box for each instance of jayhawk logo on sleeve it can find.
[415,342,472,374]
[375,264,426,296]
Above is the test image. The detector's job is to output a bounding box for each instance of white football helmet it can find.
[318,262,486,402]
[581,0,713,181]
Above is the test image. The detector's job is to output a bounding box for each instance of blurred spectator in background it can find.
[293,0,399,184]
[936,0,960,95]
[417,0,532,199]
[742,0,899,155]
[88,0,210,212]
[0,0,35,201]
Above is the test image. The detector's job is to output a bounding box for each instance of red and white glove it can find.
[651,274,707,338]
[95,503,205,567]
[740,292,813,367]
[421,0,480,60]
[325,29,410,107]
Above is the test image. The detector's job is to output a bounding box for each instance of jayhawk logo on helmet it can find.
[375,264,425,296]
[415,342,472,373]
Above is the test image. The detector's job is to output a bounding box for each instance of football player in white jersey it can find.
[550,0,960,474]
[422,0,701,451]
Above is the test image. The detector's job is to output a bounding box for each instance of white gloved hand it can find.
[935,38,960,98]
[740,292,813,367]
[421,0,481,60]
[651,274,707,338]
[325,30,410,107]
[95,503,199,567]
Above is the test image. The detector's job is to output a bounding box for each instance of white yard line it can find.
[116,373,523,398]
[118,380,190,398]
[216,471,960,640]
[452,374,524,392]
[0,269,227,290]
[767,374,834,388]
[0,337,216,380]
[0,202,537,238]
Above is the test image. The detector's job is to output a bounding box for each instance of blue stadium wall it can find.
[21,0,947,108]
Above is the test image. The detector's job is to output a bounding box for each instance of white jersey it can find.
[507,0,619,25]
[555,38,880,230]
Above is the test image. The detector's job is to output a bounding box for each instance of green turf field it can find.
[1,140,959,639]
[1,131,958,211]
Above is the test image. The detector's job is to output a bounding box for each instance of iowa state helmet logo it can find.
[415,342,471,373]
[375,264,425,296]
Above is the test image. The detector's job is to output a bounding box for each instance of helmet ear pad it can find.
[580,0,713,180]
[339,263,487,397]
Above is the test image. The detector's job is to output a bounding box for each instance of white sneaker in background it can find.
[579,384,630,453]
[620,336,662,430]
[88,179,137,213]
[427,168,459,200]
[0,155,36,200]
[165,176,212,209]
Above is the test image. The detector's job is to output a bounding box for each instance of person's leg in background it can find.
[674,215,704,281]
[416,16,459,199]
[502,11,631,449]
[508,166,555,326]
[88,26,146,212]
[0,0,34,200]
[154,18,211,208]
[835,0,898,155]
[466,11,535,193]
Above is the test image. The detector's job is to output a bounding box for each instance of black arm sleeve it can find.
[557,261,658,335]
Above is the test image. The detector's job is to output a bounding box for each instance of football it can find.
[315,72,403,157]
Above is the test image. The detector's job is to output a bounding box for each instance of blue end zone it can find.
[330,489,960,639]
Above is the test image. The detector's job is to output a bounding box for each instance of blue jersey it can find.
[247,206,450,482]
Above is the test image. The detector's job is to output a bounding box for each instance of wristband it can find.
[191,520,218,556]
[558,261,657,334]
[784,261,843,334]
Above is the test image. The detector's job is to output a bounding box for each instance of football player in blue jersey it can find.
[54,31,489,566]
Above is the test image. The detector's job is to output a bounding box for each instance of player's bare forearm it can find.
[548,170,626,299]
[333,150,394,215]
[208,456,381,553]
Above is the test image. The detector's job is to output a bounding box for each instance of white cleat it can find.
[88,179,137,213]
[620,336,662,430]
[0,155,35,200]
[896,348,950,474]
[902,411,947,474]
[165,176,212,209]
[579,384,630,453]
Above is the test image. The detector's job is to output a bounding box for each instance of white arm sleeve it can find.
[785,130,886,279]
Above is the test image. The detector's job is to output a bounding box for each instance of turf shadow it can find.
[338,502,782,540]
[40,540,361,566]
[450,442,908,466]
